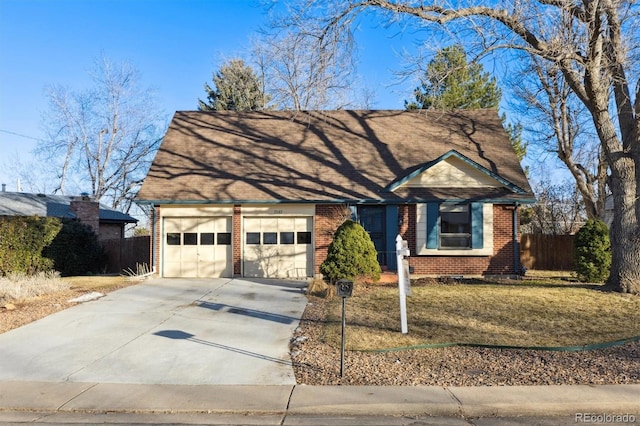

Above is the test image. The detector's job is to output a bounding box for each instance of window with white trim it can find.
[440,204,471,249]
[416,202,493,256]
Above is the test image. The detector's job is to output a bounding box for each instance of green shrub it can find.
[574,219,611,283]
[0,216,62,275]
[43,219,106,277]
[320,220,381,283]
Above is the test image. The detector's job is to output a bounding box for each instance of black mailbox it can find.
[335,279,353,298]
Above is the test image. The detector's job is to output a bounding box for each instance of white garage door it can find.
[163,217,233,278]
[243,217,313,279]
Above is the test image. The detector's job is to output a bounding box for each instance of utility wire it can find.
[0,129,44,142]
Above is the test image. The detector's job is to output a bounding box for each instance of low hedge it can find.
[0,216,106,277]
[0,216,62,275]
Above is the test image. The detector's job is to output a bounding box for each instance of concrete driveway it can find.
[0,278,308,385]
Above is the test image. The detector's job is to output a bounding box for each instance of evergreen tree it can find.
[574,219,611,283]
[407,45,527,162]
[198,59,266,111]
[320,220,381,283]
[406,45,501,110]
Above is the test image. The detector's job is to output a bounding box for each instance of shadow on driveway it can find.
[153,329,292,366]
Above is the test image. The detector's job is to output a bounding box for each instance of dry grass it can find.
[63,275,128,292]
[524,270,575,279]
[0,274,140,334]
[0,272,69,302]
[0,274,129,305]
[307,277,332,298]
[323,279,640,350]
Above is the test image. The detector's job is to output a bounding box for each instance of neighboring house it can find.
[136,109,535,279]
[0,191,137,240]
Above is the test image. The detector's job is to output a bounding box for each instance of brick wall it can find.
[403,204,518,276]
[151,206,161,274]
[233,205,242,276]
[98,223,123,240]
[149,202,518,278]
[70,197,100,235]
[314,203,518,277]
[314,204,350,275]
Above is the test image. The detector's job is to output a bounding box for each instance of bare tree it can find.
[511,56,608,221]
[252,28,356,110]
[279,0,640,294]
[522,179,587,235]
[38,56,165,213]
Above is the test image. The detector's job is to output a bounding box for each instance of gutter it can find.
[136,197,538,206]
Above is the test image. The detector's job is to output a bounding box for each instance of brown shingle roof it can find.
[137,109,534,204]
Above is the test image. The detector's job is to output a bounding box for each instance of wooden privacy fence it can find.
[520,234,575,271]
[102,236,150,274]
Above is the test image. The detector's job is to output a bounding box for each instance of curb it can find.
[0,382,638,419]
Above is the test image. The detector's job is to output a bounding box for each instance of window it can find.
[167,233,181,245]
[297,231,312,244]
[183,232,198,245]
[200,233,215,245]
[217,232,231,245]
[419,203,489,255]
[246,232,260,245]
[263,232,277,244]
[280,232,295,244]
[440,204,471,249]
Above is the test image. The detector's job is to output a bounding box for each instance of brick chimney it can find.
[70,194,100,235]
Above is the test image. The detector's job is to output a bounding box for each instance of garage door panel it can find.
[243,216,313,279]
[294,217,312,232]
[162,216,232,278]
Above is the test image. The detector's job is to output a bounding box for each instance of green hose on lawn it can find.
[359,335,640,353]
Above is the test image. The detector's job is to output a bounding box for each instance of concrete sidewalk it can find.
[0,381,637,424]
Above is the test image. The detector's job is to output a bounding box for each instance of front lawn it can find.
[323,279,640,350]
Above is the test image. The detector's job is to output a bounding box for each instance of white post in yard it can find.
[396,234,411,334]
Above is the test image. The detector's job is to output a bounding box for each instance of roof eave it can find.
[136,196,536,206]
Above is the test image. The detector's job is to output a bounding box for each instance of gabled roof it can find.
[0,192,137,223]
[137,109,535,204]
[385,149,526,193]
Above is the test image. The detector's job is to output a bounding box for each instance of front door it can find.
[358,206,386,266]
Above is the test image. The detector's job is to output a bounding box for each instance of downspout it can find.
[150,203,157,274]
[513,202,520,277]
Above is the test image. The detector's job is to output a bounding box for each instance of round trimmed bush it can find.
[320,220,381,283]
[574,219,611,283]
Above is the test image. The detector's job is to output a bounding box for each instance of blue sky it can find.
[1,0,535,194]
[0,0,425,191]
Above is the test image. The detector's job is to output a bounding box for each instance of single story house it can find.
[136,109,535,279]
[0,191,137,240]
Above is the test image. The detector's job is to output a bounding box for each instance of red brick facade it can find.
[314,203,519,277]
[70,197,100,235]
[150,203,519,278]
[403,204,517,276]
[313,205,350,275]
[70,196,127,241]
[150,206,161,274]
[98,223,124,240]
[233,205,242,276]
